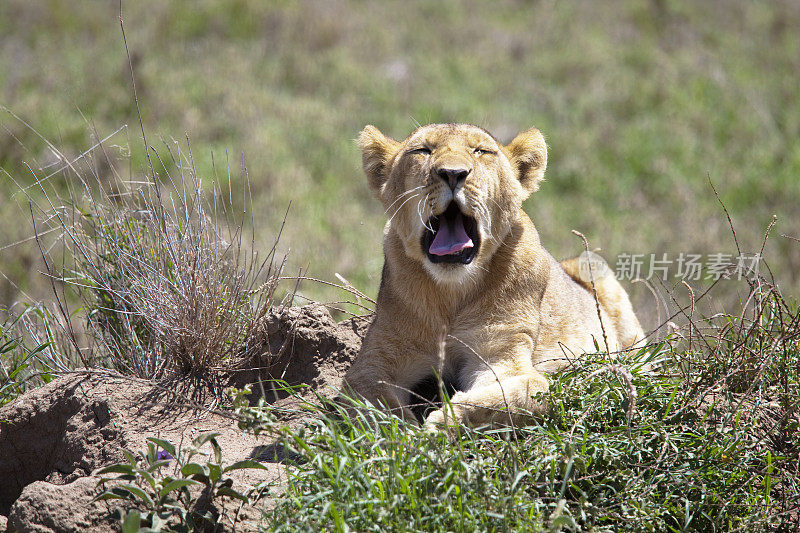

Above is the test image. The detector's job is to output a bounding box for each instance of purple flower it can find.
[156,449,173,462]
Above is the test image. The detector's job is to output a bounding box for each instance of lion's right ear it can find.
[505,128,547,195]
[358,125,400,196]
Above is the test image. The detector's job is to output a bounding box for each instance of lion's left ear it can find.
[505,128,547,194]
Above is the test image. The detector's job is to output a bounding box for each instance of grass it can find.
[0,307,55,406]
[71,275,800,531]
[92,278,798,532]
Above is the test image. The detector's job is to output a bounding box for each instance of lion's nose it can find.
[436,167,471,190]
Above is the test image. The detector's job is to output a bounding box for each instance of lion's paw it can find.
[424,405,465,431]
[424,408,446,431]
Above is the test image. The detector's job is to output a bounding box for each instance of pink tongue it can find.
[429,213,474,256]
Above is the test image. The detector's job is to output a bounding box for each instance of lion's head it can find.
[359,123,547,285]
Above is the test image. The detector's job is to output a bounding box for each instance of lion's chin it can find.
[423,260,481,287]
[420,202,481,265]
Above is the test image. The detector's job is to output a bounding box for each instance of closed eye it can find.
[474,147,496,155]
[406,146,432,156]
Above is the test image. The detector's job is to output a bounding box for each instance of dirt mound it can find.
[0,304,367,532]
[8,477,120,532]
[231,303,369,401]
[0,372,279,532]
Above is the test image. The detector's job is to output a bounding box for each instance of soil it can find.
[0,304,367,532]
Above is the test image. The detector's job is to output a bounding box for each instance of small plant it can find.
[0,314,29,406]
[0,308,54,406]
[96,432,268,532]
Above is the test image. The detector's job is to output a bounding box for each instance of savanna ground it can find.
[1,1,799,531]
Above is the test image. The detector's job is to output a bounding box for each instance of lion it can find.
[343,123,644,428]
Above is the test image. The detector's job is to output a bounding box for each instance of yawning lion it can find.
[343,123,644,428]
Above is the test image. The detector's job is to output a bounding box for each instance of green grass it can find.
[89,278,796,532]
[68,276,797,531]
[240,288,799,531]
[1,0,799,323]
[0,313,31,406]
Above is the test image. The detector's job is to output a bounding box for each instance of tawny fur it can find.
[343,123,645,428]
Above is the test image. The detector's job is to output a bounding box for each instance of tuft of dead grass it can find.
[13,131,288,385]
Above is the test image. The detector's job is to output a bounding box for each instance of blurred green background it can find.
[1,0,799,329]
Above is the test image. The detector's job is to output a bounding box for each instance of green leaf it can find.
[147,438,177,459]
[223,459,269,473]
[121,510,141,533]
[95,464,136,476]
[139,469,156,490]
[208,463,222,483]
[192,432,221,449]
[180,463,207,477]
[211,439,222,465]
[122,449,138,465]
[159,478,200,499]
[146,460,172,473]
[216,485,248,502]
[118,483,155,508]
[93,490,126,502]
[7,363,28,380]
[145,442,156,464]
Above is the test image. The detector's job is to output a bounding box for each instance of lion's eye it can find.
[406,147,431,156]
[474,147,496,155]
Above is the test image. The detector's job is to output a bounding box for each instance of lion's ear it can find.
[358,125,400,196]
[505,128,547,195]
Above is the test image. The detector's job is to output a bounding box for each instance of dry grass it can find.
[11,129,287,384]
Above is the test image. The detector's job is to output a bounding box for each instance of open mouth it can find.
[421,202,480,264]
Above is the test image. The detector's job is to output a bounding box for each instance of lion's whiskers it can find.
[384,185,425,215]
[416,196,425,229]
[472,199,495,242]
[419,193,435,232]
[472,263,490,274]
[387,192,421,227]
[486,196,506,219]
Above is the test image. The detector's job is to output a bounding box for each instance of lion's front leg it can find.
[342,343,430,423]
[424,330,548,429]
